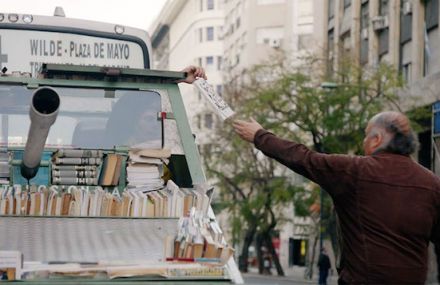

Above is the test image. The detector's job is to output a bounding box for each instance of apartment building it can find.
[223,0,314,77]
[151,0,316,273]
[317,0,440,166]
[149,0,225,146]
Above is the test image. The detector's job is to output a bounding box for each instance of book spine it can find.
[52,165,97,171]
[52,177,98,185]
[52,170,97,178]
[55,149,103,158]
[54,157,102,165]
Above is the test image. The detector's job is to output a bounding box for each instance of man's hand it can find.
[233,118,264,143]
[178,66,207,84]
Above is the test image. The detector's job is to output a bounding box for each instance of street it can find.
[243,273,313,285]
[242,272,338,285]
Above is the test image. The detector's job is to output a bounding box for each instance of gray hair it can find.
[370,111,418,156]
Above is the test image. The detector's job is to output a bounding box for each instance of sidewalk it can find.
[244,266,337,285]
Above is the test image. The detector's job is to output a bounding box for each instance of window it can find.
[217,26,224,40]
[207,27,214,41]
[378,0,389,56]
[360,1,369,64]
[328,0,335,20]
[216,85,223,96]
[217,56,223,70]
[0,85,163,149]
[327,29,335,74]
[206,56,214,66]
[425,0,439,31]
[204,113,213,129]
[199,28,203,42]
[379,0,389,15]
[378,28,389,56]
[197,114,202,129]
[236,17,241,29]
[402,63,412,83]
[400,0,412,44]
[207,0,214,10]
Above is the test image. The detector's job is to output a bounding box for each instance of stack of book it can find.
[172,209,234,264]
[0,180,211,218]
[51,150,103,186]
[99,153,124,187]
[126,149,171,190]
[0,151,9,184]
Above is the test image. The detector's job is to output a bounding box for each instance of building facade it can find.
[318,0,440,105]
[223,0,314,76]
[149,0,225,146]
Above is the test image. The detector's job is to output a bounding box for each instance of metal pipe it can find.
[21,87,60,180]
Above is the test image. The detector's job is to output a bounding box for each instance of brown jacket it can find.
[254,129,440,284]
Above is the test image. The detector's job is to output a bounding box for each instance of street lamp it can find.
[317,81,339,254]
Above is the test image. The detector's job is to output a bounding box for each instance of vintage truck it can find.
[0,9,242,284]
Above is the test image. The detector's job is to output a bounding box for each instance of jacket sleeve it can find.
[430,203,440,282]
[253,129,359,197]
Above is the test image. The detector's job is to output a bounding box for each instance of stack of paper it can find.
[126,149,171,190]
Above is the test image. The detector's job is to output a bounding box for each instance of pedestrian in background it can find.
[233,111,440,284]
[318,247,331,285]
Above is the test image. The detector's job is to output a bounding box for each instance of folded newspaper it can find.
[193,78,235,121]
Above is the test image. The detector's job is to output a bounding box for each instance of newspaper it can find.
[193,78,235,121]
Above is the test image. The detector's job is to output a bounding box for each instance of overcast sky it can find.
[1,0,167,32]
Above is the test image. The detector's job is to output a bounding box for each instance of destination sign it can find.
[0,29,145,77]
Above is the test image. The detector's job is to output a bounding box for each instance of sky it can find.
[1,0,168,32]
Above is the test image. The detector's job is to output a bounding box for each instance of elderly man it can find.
[233,112,440,284]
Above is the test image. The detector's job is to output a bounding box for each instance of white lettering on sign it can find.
[0,29,145,76]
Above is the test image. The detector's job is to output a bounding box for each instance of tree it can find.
[205,52,405,276]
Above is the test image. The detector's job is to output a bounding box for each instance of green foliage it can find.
[241,55,404,154]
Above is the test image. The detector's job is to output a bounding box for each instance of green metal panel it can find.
[166,84,206,185]
[42,63,186,81]
[0,76,171,91]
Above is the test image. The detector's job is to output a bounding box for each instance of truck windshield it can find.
[0,85,162,149]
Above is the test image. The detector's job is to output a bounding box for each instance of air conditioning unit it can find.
[361,28,369,40]
[402,1,412,15]
[372,16,389,31]
[269,38,282,48]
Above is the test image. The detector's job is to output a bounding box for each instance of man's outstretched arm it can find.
[233,119,359,196]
